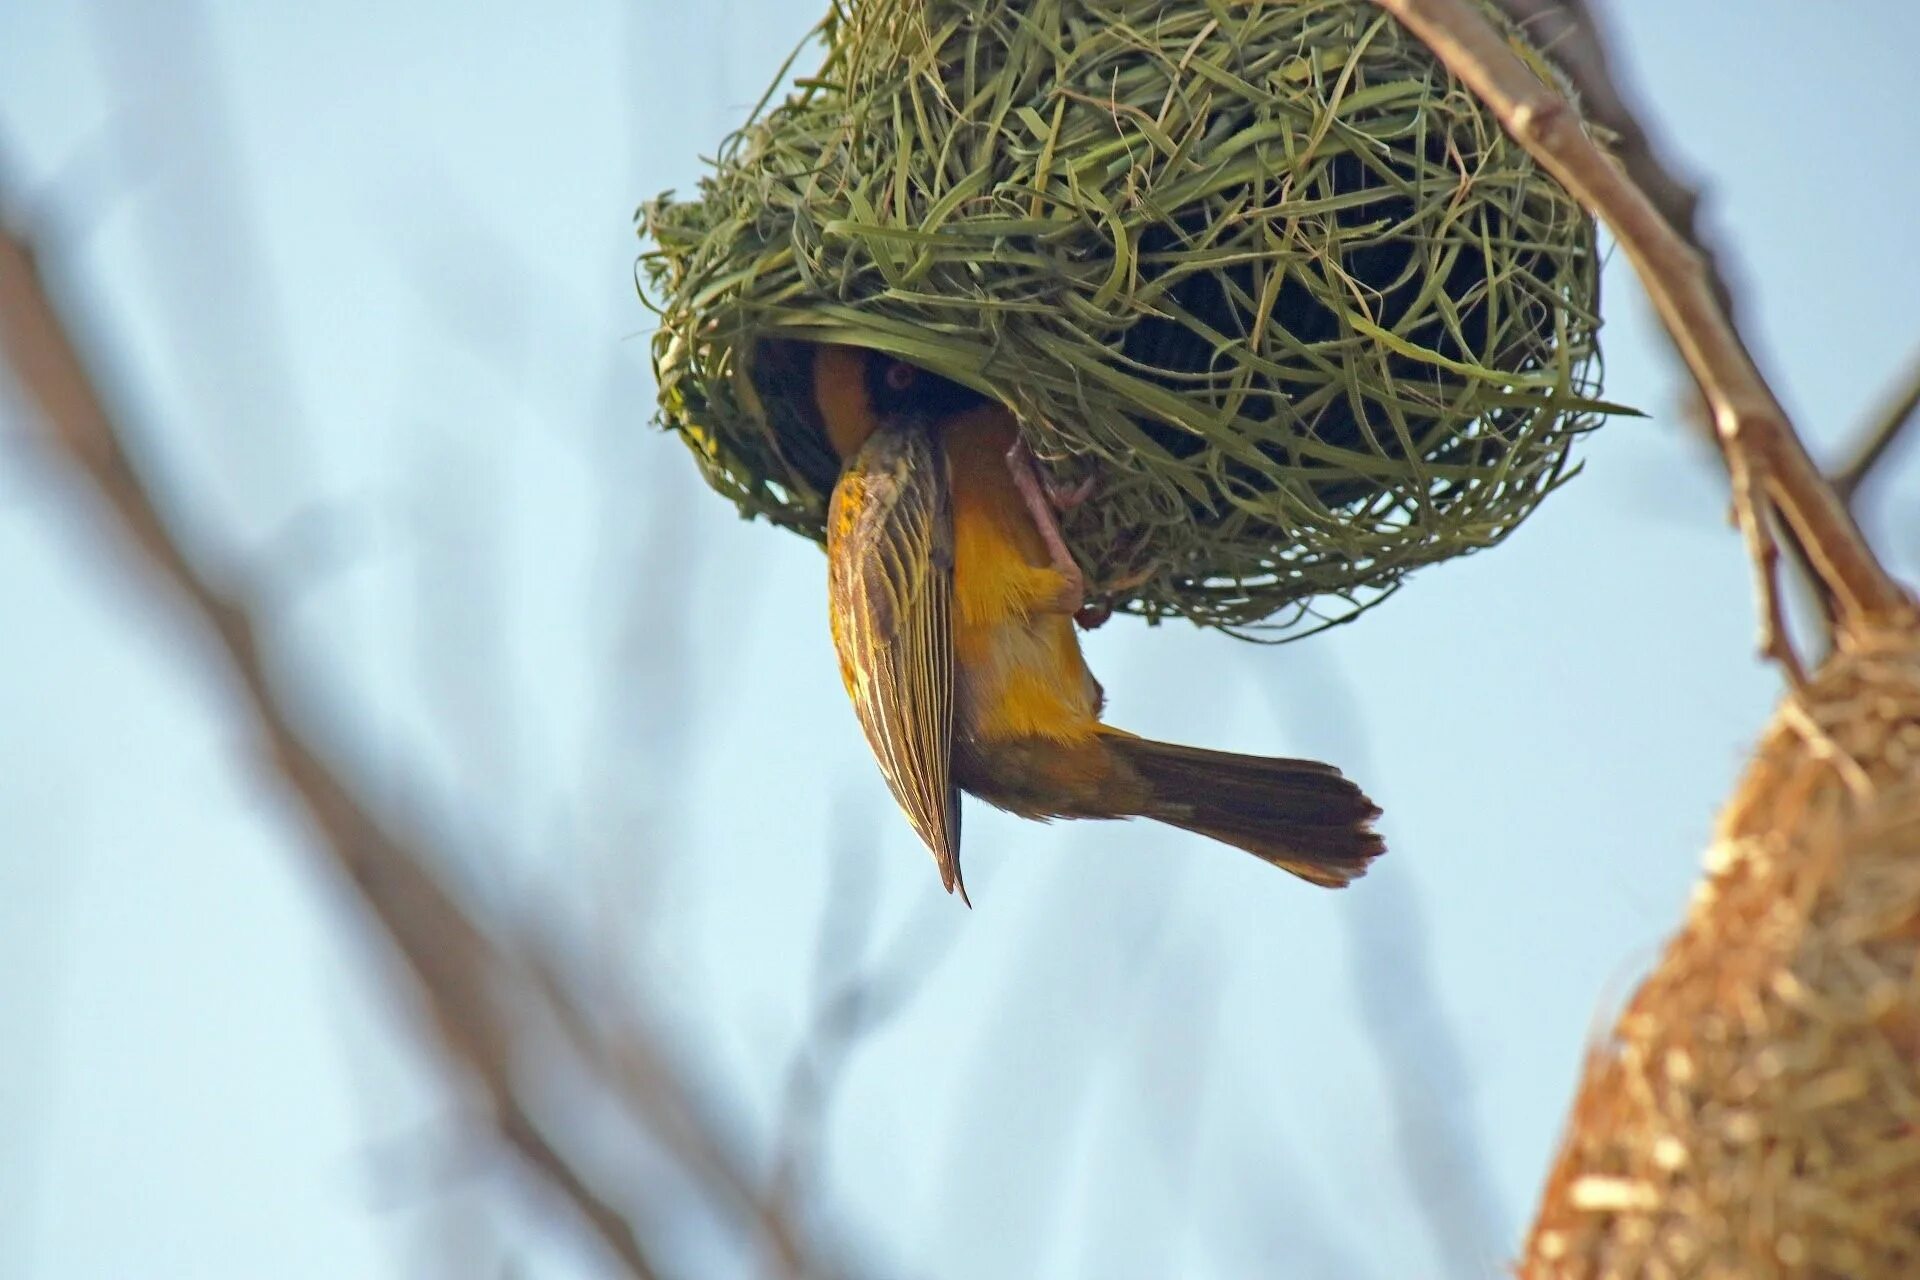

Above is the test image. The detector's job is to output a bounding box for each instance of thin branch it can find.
[769,814,966,1232]
[494,1101,665,1280]
[1348,880,1513,1278]
[1262,651,1507,1276]
[771,813,883,1218]
[86,0,321,486]
[1490,0,1903,640]
[1728,439,1806,689]
[1832,346,1920,508]
[1368,0,1913,664]
[1082,937,1226,1280]
[521,949,818,1280]
[2,175,843,1280]
[0,206,668,1280]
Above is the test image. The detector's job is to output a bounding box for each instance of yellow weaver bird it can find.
[814,344,1384,904]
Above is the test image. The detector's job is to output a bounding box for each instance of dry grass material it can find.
[1524,628,1920,1279]
[639,0,1624,637]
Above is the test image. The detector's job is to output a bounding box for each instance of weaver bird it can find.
[813,343,1383,904]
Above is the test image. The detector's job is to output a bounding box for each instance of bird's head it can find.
[812,344,988,459]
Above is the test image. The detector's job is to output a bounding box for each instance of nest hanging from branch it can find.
[1525,629,1920,1278]
[639,0,1623,635]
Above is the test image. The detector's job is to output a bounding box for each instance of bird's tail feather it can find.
[1102,733,1384,887]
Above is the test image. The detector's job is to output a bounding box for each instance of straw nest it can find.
[640,0,1620,635]
[1523,627,1920,1279]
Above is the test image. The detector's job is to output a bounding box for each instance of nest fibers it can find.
[640,0,1622,635]
[1524,628,1920,1278]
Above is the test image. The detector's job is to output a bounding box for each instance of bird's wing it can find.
[826,424,966,902]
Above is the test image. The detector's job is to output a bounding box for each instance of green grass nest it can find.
[639,0,1621,636]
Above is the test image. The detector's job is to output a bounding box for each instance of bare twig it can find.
[1368,0,1914,669]
[771,810,966,1240]
[771,812,884,1217]
[1082,936,1226,1279]
[1,180,839,1280]
[1348,879,1512,1278]
[86,0,320,488]
[1832,346,1920,508]
[1727,441,1807,689]
[0,209,667,1280]
[521,949,819,1280]
[1261,651,1507,1276]
[1490,0,1915,638]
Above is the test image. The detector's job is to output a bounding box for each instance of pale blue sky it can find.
[3,3,1918,1278]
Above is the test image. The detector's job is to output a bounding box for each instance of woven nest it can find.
[640,0,1622,635]
[1524,628,1920,1279]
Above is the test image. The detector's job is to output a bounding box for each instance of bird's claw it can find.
[1073,561,1159,630]
[1074,600,1113,630]
[1047,472,1097,511]
[1006,437,1088,617]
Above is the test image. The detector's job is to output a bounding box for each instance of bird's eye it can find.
[884,361,917,392]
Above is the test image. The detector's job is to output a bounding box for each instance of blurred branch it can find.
[87,0,319,488]
[520,951,817,1280]
[0,183,828,1280]
[1347,879,1508,1279]
[0,198,663,1280]
[772,813,964,1227]
[1262,651,1506,1277]
[1087,937,1225,1280]
[771,815,883,1217]
[1370,0,1914,678]
[1832,347,1920,509]
[1217,1115,1382,1280]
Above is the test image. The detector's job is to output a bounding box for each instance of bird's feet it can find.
[1005,437,1086,616]
[1074,601,1114,629]
[1074,562,1159,631]
[1045,471,1097,512]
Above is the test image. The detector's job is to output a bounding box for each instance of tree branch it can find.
[0,199,672,1280]
[1832,346,1920,508]
[1,181,832,1280]
[1369,0,1914,667]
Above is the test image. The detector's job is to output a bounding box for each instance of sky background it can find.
[3,2,1919,1277]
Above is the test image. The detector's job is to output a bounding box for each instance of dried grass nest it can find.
[639,0,1626,636]
[1525,628,1920,1278]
